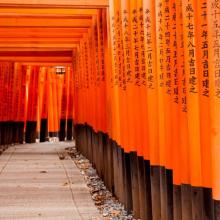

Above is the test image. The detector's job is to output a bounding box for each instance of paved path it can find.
[0,142,101,220]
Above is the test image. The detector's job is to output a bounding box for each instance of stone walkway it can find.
[0,142,101,220]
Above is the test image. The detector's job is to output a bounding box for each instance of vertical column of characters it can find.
[79,42,84,125]
[143,0,159,165]
[96,10,105,133]
[163,0,173,171]
[88,29,95,128]
[89,27,96,129]
[130,0,142,153]
[79,38,84,125]
[72,57,77,124]
[171,0,182,186]
[96,17,102,131]
[137,0,149,159]
[105,6,114,138]
[109,0,121,144]
[120,0,132,152]
[100,9,108,134]
[94,16,101,131]
[115,0,123,146]
[114,1,128,150]
[90,18,97,131]
[84,35,90,125]
[208,0,220,202]
[113,0,126,149]
[176,0,190,187]
[102,9,109,135]
[195,4,214,219]
[196,0,212,190]
[73,54,79,125]
[85,31,92,126]
[79,39,85,125]
[78,48,83,125]
[182,0,202,188]
[77,43,83,125]
[155,0,166,168]
[78,48,83,123]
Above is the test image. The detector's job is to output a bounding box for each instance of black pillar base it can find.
[67,119,73,141]
[25,121,37,143]
[130,152,140,219]
[12,122,19,144]
[151,166,161,220]
[123,152,133,213]
[74,123,220,220]
[203,188,214,220]
[48,132,58,138]
[214,200,220,220]
[12,122,24,144]
[59,119,66,141]
[40,119,48,142]
[181,184,193,220]
[18,122,24,144]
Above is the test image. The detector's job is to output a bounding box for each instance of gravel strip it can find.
[65,146,134,220]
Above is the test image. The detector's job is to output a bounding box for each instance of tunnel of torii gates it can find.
[0,0,220,219]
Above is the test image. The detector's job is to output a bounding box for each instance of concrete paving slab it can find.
[0,142,102,220]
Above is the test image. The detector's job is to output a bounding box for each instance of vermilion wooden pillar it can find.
[59,68,68,141]
[25,66,39,143]
[66,67,74,141]
[39,67,48,142]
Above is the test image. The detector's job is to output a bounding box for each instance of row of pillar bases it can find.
[29,118,74,143]
[0,119,74,154]
[59,119,74,142]
[0,122,24,154]
[1,121,219,219]
[75,124,220,220]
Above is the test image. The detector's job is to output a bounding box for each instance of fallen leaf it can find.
[40,171,47,173]
[62,182,68,186]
